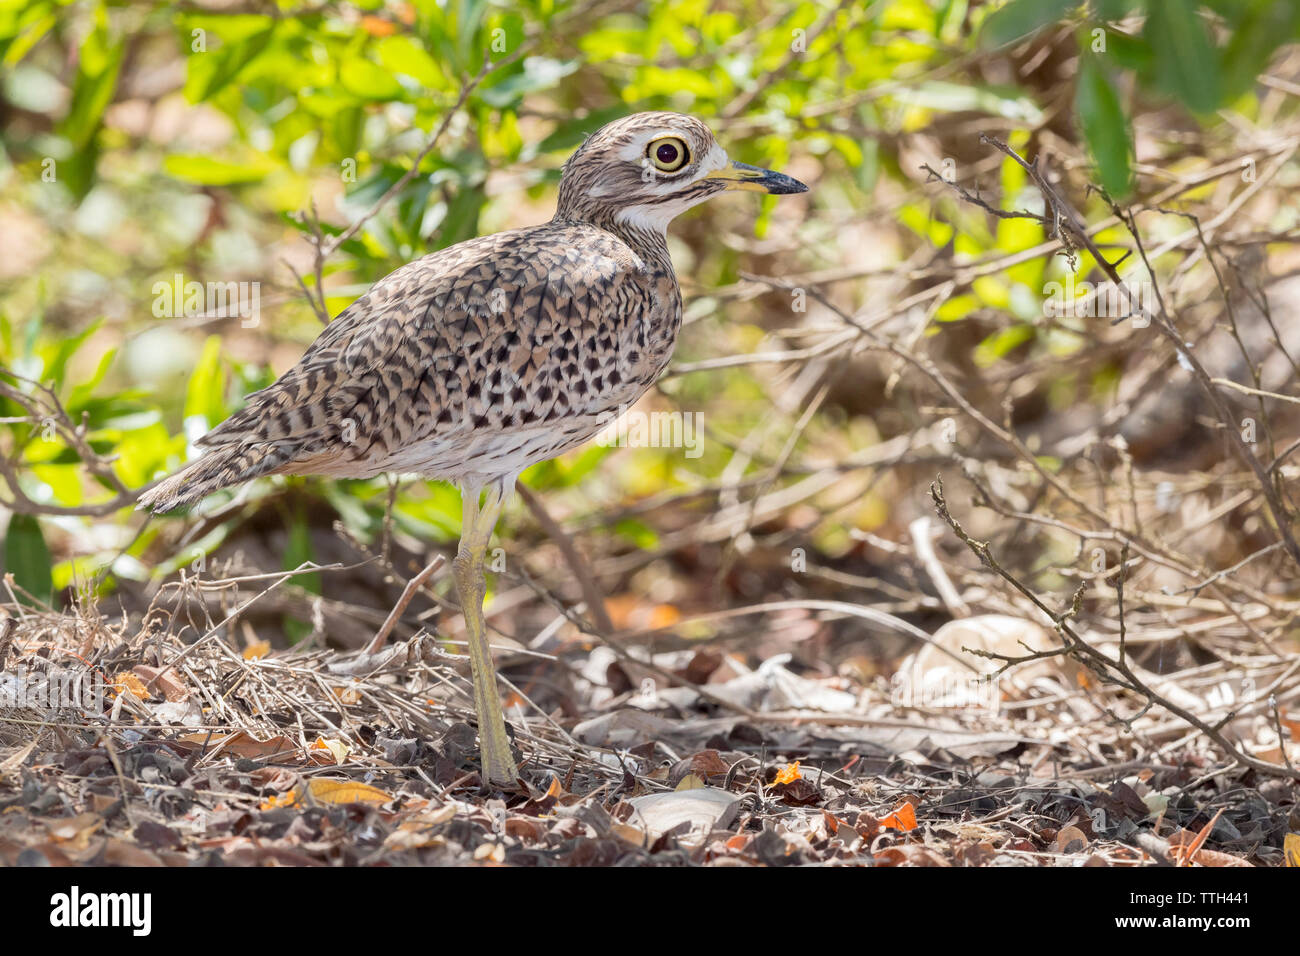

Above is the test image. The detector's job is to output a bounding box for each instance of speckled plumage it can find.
[140,111,805,511]
[181,223,673,494]
[144,115,697,510]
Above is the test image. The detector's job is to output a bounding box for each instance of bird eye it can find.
[648,137,689,173]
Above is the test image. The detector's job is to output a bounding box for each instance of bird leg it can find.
[452,481,518,786]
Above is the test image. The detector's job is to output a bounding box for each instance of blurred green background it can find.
[2,0,1298,642]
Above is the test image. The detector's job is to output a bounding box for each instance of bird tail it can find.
[137,441,299,513]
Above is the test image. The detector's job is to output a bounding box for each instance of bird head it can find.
[554,111,808,232]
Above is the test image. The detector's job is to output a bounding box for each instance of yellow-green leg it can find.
[453,481,517,786]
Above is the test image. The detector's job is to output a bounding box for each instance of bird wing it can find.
[198,223,658,475]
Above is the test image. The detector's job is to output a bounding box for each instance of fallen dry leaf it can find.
[1172,808,1223,867]
[330,683,362,706]
[874,844,949,866]
[45,812,104,849]
[772,761,802,786]
[625,787,740,845]
[611,822,647,847]
[383,827,446,851]
[311,737,352,765]
[131,664,189,701]
[1056,825,1089,853]
[880,801,917,832]
[102,838,164,866]
[179,731,297,760]
[505,817,544,842]
[110,671,149,699]
[0,740,35,775]
[1188,848,1252,867]
[417,803,459,827]
[304,778,392,807]
[689,749,730,779]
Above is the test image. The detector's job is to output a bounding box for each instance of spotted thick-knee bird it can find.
[139,111,809,785]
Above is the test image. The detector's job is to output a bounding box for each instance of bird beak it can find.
[705,160,809,194]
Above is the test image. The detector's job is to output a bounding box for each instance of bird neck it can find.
[608,215,675,276]
[553,208,675,278]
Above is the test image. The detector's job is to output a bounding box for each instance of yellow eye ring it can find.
[647,137,689,173]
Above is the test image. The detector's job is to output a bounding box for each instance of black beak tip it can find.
[732,161,809,195]
[763,170,809,194]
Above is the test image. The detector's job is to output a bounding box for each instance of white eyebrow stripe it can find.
[701,143,728,174]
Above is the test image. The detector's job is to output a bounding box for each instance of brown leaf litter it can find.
[0,600,1296,867]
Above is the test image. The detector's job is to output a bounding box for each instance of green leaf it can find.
[155,522,230,577]
[163,153,278,185]
[1091,0,1138,20]
[1145,0,1221,113]
[2,8,56,67]
[184,23,275,102]
[428,182,485,245]
[330,105,365,160]
[980,0,1076,49]
[282,512,321,594]
[935,293,982,322]
[59,18,124,149]
[1075,51,1132,197]
[4,514,53,608]
[40,318,101,389]
[282,508,321,642]
[374,35,445,87]
[57,143,102,200]
[67,347,117,417]
[975,324,1036,366]
[614,518,659,550]
[479,57,579,106]
[340,55,404,100]
[184,335,227,428]
[1104,28,1155,73]
[536,106,629,154]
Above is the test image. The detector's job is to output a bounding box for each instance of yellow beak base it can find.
[706,160,809,194]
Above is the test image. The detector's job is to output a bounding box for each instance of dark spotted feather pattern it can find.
[138,111,777,513]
